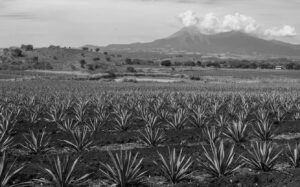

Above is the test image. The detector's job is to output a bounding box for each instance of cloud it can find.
[264,25,297,37]
[178,10,199,27]
[178,11,297,38]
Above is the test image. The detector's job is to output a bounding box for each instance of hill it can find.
[0,46,123,72]
[104,26,300,57]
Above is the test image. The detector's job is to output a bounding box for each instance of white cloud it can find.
[264,25,296,37]
[178,10,199,27]
[179,11,297,38]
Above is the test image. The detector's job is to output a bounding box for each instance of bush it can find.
[93,57,100,61]
[161,60,172,67]
[184,61,196,66]
[126,66,136,73]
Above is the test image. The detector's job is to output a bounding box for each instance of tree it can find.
[80,59,86,68]
[21,44,34,51]
[11,48,23,57]
[161,60,172,67]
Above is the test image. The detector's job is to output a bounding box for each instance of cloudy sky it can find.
[0,0,299,47]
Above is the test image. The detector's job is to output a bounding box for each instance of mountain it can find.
[104,26,300,57]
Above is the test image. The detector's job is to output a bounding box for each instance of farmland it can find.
[0,79,300,187]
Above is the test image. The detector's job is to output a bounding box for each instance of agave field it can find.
[1,80,300,186]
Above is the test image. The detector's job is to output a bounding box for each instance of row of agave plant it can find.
[1,92,300,131]
[1,135,300,186]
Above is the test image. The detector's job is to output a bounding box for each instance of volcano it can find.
[103,26,300,57]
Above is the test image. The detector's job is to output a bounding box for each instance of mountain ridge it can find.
[101,26,300,57]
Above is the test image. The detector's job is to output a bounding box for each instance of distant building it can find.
[275,65,283,70]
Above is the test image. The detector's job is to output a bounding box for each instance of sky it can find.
[0,0,299,47]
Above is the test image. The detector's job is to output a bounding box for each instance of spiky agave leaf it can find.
[0,132,14,153]
[200,140,241,178]
[286,143,300,168]
[242,141,281,172]
[138,127,165,147]
[154,148,193,184]
[202,126,221,144]
[56,119,79,132]
[0,152,28,187]
[223,121,249,144]
[20,128,52,154]
[100,150,147,187]
[36,154,91,187]
[61,127,94,152]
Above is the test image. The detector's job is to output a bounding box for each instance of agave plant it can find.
[286,143,300,168]
[189,105,208,128]
[0,111,17,135]
[86,118,103,133]
[36,154,91,187]
[154,148,193,184]
[165,108,188,130]
[57,119,79,132]
[215,114,230,130]
[223,121,249,144]
[200,140,241,178]
[252,119,275,141]
[270,102,287,123]
[61,127,94,152]
[242,141,281,172]
[73,100,89,123]
[112,108,133,132]
[100,150,147,187]
[139,127,165,147]
[0,153,28,187]
[143,113,161,129]
[20,128,52,154]
[25,104,42,124]
[45,103,68,123]
[94,105,110,126]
